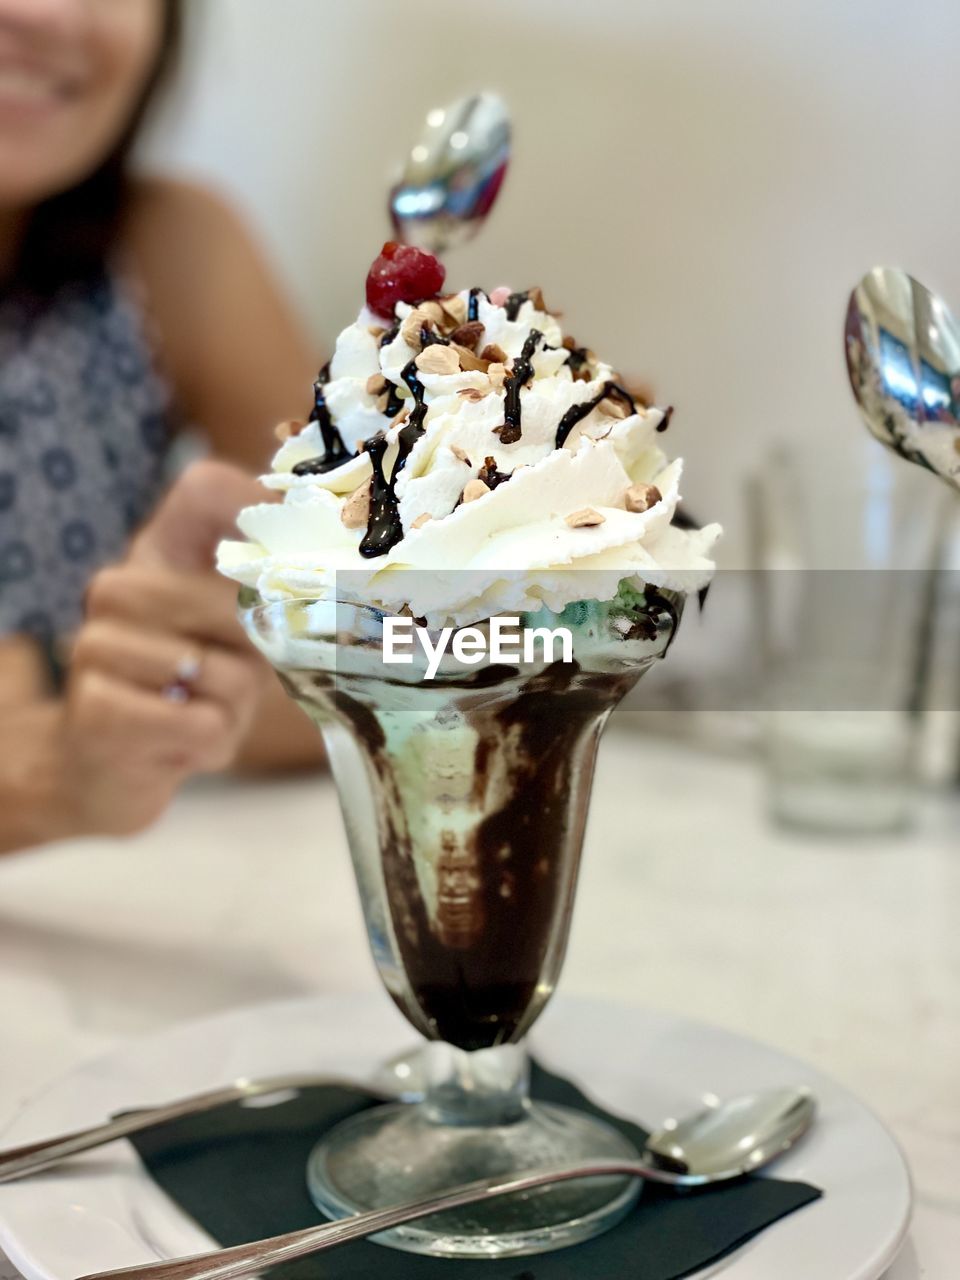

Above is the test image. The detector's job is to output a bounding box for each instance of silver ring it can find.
[162,652,203,703]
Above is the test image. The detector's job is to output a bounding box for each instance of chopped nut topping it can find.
[401,307,433,349]
[565,507,606,528]
[450,320,485,351]
[462,478,491,503]
[528,286,547,312]
[341,479,373,529]
[599,396,630,419]
[411,513,433,530]
[376,393,391,413]
[458,387,490,402]
[454,344,488,372]
[481,342,508,364]
[450,445,472,464]
[625,483,662,513]
[487,362,507,391]
[415,344,461,376]
[367,325,387,339]
[274,419,305,443]
[366,373,388,396]
[419,300,446,328]
[439,294,468,327]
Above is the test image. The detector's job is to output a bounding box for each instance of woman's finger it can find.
[72,619,264,722]
[130,459,276,573]
[85,563,249,651]
[69,668,239,775]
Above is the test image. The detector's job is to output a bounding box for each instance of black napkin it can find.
[131,1062,820,1279]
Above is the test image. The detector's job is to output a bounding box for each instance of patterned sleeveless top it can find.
[0,269,174,652]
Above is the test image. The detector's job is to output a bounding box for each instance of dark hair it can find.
[13,0,184,295]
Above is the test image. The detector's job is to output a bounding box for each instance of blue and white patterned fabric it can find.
[0,270,174,650]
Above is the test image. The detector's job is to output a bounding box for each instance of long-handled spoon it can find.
[75,1086,816,1280]
[846,266,960,489]
[0,1074,394,1185]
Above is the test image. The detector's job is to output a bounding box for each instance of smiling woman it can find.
[0,0,324,856]
[0,0,180,288]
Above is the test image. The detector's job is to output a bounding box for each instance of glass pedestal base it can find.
[306,1099,641,1259]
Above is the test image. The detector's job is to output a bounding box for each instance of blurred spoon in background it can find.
[390,91,511,256]
[845,266,960,490]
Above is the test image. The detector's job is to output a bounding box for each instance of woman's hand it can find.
[59,461,271,838]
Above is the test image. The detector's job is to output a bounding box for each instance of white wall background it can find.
[144,0,960,563]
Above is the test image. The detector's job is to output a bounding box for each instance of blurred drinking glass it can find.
[748,443,949,834]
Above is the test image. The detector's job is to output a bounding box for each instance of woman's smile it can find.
[0,56,84,119]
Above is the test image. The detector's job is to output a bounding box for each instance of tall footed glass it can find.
[241,579,682,1259]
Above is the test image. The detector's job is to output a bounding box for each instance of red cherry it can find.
[365,242,446,320]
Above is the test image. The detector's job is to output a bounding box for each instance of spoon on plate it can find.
[76,1086,816,1280]
[845,266,960,490]
[389,90,511,256]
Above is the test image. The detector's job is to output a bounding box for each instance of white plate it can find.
[0,993,911,1280]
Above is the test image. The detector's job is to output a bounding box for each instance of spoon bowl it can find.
[390,91,511,256]
[645,1086,816,1177]
[845,266,960,489]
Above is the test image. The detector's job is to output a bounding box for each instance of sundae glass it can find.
[220,245,719,1258]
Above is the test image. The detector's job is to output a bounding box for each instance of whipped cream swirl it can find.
[217,288,721,627]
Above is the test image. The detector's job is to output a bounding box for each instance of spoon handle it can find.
[0,1075,388,1184]
[77,1158,698,1280]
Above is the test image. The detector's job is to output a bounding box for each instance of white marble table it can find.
[1,734,957,1278]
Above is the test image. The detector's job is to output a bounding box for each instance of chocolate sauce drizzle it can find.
[292,362,351,475]
[565,346,590,374]
[554,382,636,449]
[358,329,448,558]
[383,383,405,419]
[478,456,512,491]
[359,433,403,559]
[497,329,543,445]
[379,320,401,348]
[467,288,488,323]
[504,290,531,321]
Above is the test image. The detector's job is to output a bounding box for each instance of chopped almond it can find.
[419,300,446,328]
[488,362,507,391]
[411,513,433,530]
[565,507,606,528]
[367,324,387,339]
[625,483,662,513]
[450,320,485,351]
[450,445,472,464]
[366,373,388,396]
[462,478,491,503]
[416,345,461,376]
[481,343,508,364]
[454,344,488,372]
[458,387,490,402]
[401,307,433,349]
[341,480,373,529]
[439,294,468,327]
[599,396,630,419]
